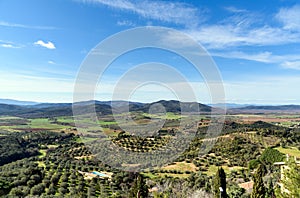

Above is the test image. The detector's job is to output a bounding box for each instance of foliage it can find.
[129,174,149,198]
[248,159,260,170]
[259,147,284,165]
[227,184,246,198]
[275,159,300,198]
[251,164,266,198]
[213,167,227,198]
[212,136,260,167]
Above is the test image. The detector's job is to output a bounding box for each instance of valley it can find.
[0,100,299,197]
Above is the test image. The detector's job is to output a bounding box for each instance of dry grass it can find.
[162,161,198,172]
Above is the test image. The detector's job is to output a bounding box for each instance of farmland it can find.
[0,101,299,197]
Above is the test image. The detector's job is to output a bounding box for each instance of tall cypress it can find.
[251,164,266,198]
[129,174,148,198]
[213,167,227,198]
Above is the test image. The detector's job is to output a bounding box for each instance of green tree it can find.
[275,159,300,198]
[259,148,284,165]
[227,184,245,198]
[30,183,45,195]
[265,180,275,198]
[0,180,11,196]
[129,174,148,198]
[251,164,266,198]
[213,167,227,198]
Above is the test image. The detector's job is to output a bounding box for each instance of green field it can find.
[29,118,65,129]
[275,146,300,158]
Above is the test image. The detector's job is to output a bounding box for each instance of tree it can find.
[259,148,284,165]
[251,164,265,198]
[30,183,45,195]
[265,180,275,198]
[227,184,245,198]
[129,174,148,198]
[0,180,11,196]
[275,159,300,198]
[213,167,227,198]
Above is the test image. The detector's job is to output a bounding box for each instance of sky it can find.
[1,0,300,104]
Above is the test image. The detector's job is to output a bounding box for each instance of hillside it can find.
[228,105,300,114]
[0,100,213,118]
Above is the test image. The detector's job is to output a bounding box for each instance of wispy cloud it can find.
[0,43,19,48]
[212,51,300,67]
[34,40,56,49]
[183,5,300,49]
[224,6,247,13]
[186,24,300,49]
[117,20,136,27]
[281,61,300,70]
[276,5,300,31]
[0,40,24,49]
[0,21,56,30]
[213,51,274,63]
[80,0,205,27]
[48,60,56,65]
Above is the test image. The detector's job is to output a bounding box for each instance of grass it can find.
[98,120,117,125]
[0,116,21,120]
[163,161,197,172]
[48,144,59,149]
[141,172,158,179]
[56,116,74,123]
[142,112,184,119]
[206,165,243,176]
[39,149,47,158]
[76,137,98,143]
[0,118,67,132]
[275,146,300,158]
[157,173,191,178]
[29,118,64,129]
[37,161,46,168]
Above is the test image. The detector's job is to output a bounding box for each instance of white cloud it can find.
[184,6,300,49]
[117,20,136,27]
[0,21,56,30]
[80,0,204,27]
[212,51,300,67]
[48,61,56,64]
[276,5,300,31]
[79,1,300,49]
[224,6,247,13]
[213,51,274,63]
[186,24,300,49]
[1,44,16,48]
[34,40,56,49]
[0,40,23,48]
[281,61,300,70]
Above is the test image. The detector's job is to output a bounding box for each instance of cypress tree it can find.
[129,174,148,198]
[251,164,266,198]
[213,167,227,198]
[265,180,275,198]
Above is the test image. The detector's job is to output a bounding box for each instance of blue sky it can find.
[1,0,300,104]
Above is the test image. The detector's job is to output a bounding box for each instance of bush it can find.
[248,159,260,170]
[259,147,284,164]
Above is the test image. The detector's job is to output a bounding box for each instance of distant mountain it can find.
[32,103,71,108]
[125,100,213,114]
[0,102,112,118]
[229,105,300,114]
[0,99,213,118]
[0,104,28,114]
[210,103,251,109]
[0,99,39,106]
